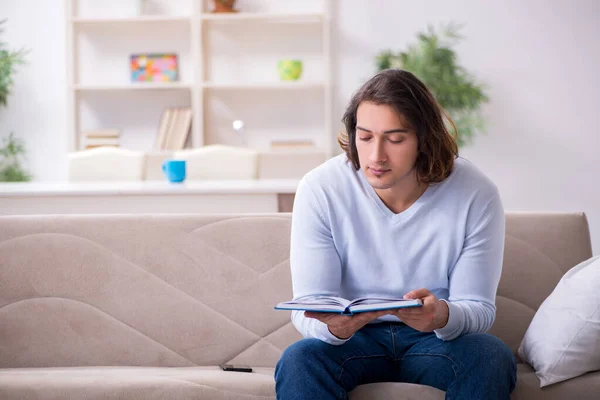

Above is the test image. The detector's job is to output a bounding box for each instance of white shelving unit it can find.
[65,0,333,157]
[202,81,324,89]
[200,12,324,21]
[71,16,192,24]
[73,83,193,91]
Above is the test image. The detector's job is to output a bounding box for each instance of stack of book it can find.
[154,107,193,151]
[83,129,120,149]
[269,139,315,150]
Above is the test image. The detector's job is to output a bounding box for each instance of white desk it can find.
[0,180,299,215]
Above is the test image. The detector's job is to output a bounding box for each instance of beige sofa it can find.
[0,212,598,399]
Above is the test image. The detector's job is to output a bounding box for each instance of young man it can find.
[275,69,517,399]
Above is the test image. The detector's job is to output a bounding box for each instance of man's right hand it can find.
[304,310,389,340]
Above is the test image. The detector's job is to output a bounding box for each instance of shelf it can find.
[71,16,191,25]
[72,83,193,92]
[71,13,324,24]
[66,0,333,156]
[200,12,324,23]
[73,82,323,91]
[0,180,300,196]
[202,81,325,90]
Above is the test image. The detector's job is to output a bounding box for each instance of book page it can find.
[349,299,423,313]
[274,296,355,313]
[349,297,408,306]
[287,296,351,307]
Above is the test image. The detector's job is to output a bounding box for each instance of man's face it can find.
[355,101,420,191]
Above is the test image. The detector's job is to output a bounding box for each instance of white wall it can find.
[0,0,67,181]
[332,0,600,255]
[1,0,599,254]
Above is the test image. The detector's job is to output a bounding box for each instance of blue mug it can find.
[162,160,186,183]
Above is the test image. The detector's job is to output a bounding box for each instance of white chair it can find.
[143,151,174,180]
[174,144,258,180]
[67,147,145,182]
[258,149,326,179]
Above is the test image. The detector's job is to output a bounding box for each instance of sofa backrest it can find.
[488,212,592,357]
[0,213,592,368]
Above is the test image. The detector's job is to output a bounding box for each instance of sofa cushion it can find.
[67,147,145,181]
[0,367,445,400]
[488,212,593,359]
[174,145,259,180]
[3,366,598,400]
[0,367,277,400]
[511,364,600,400]
[518,255,600,387]
[0,215,299,369]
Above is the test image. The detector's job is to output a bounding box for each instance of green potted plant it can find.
[0,133,32,181]
[376,22,488,147]
[0,19,31,182]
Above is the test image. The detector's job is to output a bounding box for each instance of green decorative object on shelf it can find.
[375,22,488,147]
[0,19,31,182]
[278,59,303,81]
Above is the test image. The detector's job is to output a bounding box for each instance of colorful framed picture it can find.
[130,53,178,82]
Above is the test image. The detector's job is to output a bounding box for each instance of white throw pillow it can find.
[518,255,600,387]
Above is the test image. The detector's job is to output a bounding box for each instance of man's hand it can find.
[304,310,389,340]
[390,288,449,332]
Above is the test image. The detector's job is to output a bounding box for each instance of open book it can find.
[275,296,423,315]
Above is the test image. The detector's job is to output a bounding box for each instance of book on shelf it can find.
[83,129,120,139]
[85,138,120,150]
[154,108,174,150]
[166,107,193,150]
[85,137,120,145]
[270,139,315,149]
[275,296,423,315]
[85,144,119,150]
[154,107,192,151]
[82,129,120,150]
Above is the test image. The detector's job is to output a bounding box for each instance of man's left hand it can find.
[388,288,449,332]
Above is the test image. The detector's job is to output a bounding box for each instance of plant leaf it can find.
[374,22,488,147]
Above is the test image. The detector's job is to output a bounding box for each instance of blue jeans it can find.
[275,322,517,400]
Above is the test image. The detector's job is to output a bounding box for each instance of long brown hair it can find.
[338,69,458,184]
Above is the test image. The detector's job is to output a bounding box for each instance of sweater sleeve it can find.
[288,177,351,345]
[434,189,506,341]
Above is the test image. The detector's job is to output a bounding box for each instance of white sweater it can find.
[290,154,505,345]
